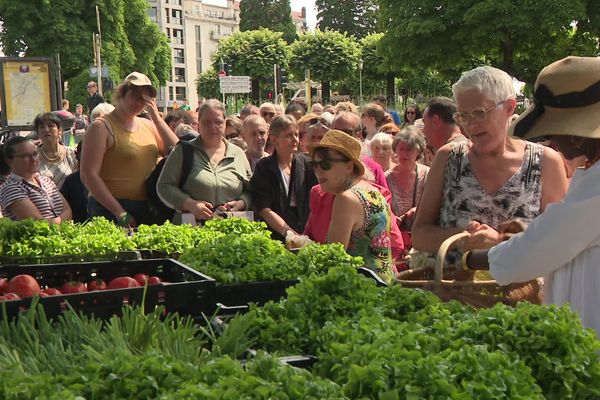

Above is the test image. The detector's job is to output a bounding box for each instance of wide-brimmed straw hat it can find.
[308,129,365,176]
[510,56,600,140]
[123,71,157,98]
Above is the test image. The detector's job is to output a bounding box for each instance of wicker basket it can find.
[396,232,542,308]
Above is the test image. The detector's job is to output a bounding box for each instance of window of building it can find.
[172,28,184,45]
[174,67,186,82]
[149,7,158,22]
[172,9,182,25]
[165,8,170,23]
[175,87,187,101]
[195,25,203,74]
[173,48,184,64]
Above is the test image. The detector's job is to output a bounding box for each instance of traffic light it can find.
[226,63,233,76]
[276,66,288,91]
[267,91,273,99]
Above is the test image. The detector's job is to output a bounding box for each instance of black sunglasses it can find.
[261,111,275,118]
[309,158,349,170]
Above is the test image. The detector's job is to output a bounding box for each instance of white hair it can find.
[90,103,115,122]
[452,66,516,103]
[370,132,393,147]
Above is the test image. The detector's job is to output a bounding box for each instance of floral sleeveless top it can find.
[385,163,430,217]
[439,141,544,230]
[347,186,395,283]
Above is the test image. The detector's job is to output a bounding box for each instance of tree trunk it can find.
[386,72,395,107]
[322,80,331,104]
[251,76,260,103]
[500,29,514,76]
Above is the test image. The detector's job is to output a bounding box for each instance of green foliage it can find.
[378,0,599,85]
[224,266,600,398]
[180,233,299,284]
[0,218,133,259]
[196,68,221,100]
[0,306,344,399]
[290,30,360,84]
[239,0,297,43]
[316,0,379,39]
[202,218,271,237]
[0,0,171,93]
[132,221,220,256]
[213,29,290,78]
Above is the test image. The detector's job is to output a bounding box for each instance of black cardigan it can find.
[249,152,317,241]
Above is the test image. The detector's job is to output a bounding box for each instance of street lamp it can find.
[358,58,363,106]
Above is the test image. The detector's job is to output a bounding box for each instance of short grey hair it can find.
[452,66,516,104]
[392,126,426,154]
[269,114,297,137]
[370,132,393,147]
[198,99,226,120]
[90,103,115,122]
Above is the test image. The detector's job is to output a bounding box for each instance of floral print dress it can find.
[347,185,395,283]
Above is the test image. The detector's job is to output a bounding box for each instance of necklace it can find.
[41,145,62,162]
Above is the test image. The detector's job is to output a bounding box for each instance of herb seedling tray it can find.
[0,258,215,320]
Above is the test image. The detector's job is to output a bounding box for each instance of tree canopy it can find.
[316,0,379,39]
[290,30,360,103]
[378,0,599,85]
[213,28,289,101]
[239,0,297,43]
[0,0,171,101]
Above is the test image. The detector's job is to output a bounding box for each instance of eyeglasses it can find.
[309,158,349,170]
[13,151,39,160]
[261,111,275,118]
[406,111,416,115]
[453,100,505,125]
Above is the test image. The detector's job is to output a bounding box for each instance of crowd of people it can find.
[1,56,599,336]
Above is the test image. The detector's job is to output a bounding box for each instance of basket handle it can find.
[434,231,470,282]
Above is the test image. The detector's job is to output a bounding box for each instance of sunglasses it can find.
[261,111,275,118]
[309,158,349,170]
[406,111,416,115]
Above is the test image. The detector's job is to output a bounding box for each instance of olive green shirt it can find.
[156,137,252,212]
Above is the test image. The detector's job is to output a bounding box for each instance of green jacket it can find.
[156,136,252,212]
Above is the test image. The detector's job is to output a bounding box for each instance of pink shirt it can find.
[362,155,389,190]
[304,183,404,259]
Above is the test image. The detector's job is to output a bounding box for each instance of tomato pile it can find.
[0,273,164,301]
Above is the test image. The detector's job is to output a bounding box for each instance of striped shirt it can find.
[38,146,78,188]
[0,174,64,220]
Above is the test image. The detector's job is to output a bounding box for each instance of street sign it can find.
[218,69,227,77]
[219,76,251,94]
[89,65,109,78]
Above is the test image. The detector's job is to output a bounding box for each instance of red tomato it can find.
[1,293,21,301]
[133,273,149,286]
[7,275,41,298]
[60,281,87,294]
[148,276,162,285]
[108,277,140,290]
[42,288,63,296]
[87,279,108,291]
[0,278,8,295]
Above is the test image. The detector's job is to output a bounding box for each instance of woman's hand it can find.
[190,201,214,220]
[216,199,246,212]
[497,219,528,241]
[398,207,417,230]
[459,221,501,251]
[143,95,160,120]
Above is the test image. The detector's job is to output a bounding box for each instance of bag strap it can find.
[179,141,194,188]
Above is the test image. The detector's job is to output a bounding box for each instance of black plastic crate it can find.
[0,250,143,266]
[213,279,299,311]
[0,258,215,320]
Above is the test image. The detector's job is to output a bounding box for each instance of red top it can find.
[304,183,404,259]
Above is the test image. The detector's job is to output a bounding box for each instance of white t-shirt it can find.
[489,161,600,338]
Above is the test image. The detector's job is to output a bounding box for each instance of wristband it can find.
[461,251,472,272]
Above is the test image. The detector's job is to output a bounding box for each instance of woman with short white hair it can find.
[412,66,568,256]
[370,132,395,172]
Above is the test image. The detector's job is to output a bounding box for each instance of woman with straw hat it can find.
[462,56,600,338]
[308,129,395,282]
